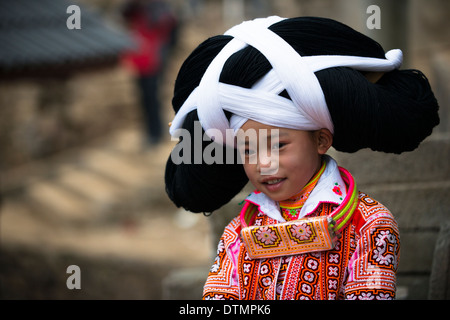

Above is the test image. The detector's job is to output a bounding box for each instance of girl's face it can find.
[237,120,331,202]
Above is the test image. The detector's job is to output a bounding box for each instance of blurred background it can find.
[0,0,449,300]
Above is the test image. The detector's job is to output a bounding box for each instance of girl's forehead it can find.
[239,120,297,138]
[240,120,281,131]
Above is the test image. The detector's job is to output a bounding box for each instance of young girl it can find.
[165,16,439,300]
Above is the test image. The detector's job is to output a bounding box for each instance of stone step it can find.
[11,127,175,228]
[24,153,169,227]
[431,50,450,133]
[100,127,146,154]
[428,221,450,299]
[26,179,93,226]
[79,148,169,207]
[79,149,155,189]
[57,164,128,203]
[363,179,450,230]
[329,132,450,185]
[97,127,175,167]
[398,230,437,274]
[0,241,171,299]
[162,267,210,300]
[56,164,131,221]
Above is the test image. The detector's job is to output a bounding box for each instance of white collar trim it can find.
[244,155,347,223]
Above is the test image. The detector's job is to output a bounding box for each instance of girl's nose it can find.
[257,153,279,175]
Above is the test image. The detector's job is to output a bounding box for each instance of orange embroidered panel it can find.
[240,216,336,259]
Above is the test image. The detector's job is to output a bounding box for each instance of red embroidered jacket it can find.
[203,192,400,300]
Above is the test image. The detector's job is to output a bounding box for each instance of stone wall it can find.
[0,66,139,174]
[329,136,450,299]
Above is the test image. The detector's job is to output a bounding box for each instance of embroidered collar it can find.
[239,157,359,258]
[244,155,347,223]
[279,160,325,220]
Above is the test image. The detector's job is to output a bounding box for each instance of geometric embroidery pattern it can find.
[343,211,400,300]
[203,192,400,300]
[203,217,241,300]
[251,226,282,248]
[369,227,400,272]
[241,216,335,259]
[287,221,317,245]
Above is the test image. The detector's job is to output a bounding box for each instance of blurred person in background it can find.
[121,0,178,148]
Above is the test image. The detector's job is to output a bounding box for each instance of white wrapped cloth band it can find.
[169,16,403,145]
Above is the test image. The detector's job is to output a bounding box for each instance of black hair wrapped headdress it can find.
[165,16,440,213]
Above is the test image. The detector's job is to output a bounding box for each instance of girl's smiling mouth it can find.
[264,178,285,185]
[261,177,287,192]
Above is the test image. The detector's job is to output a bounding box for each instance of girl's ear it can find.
[316,128,333,155]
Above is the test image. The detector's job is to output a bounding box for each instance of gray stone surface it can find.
[428,221,450,299]
[162,267,210,300]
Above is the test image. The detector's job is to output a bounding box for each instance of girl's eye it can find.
[272,142,286,150]
[244,148,256,156]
